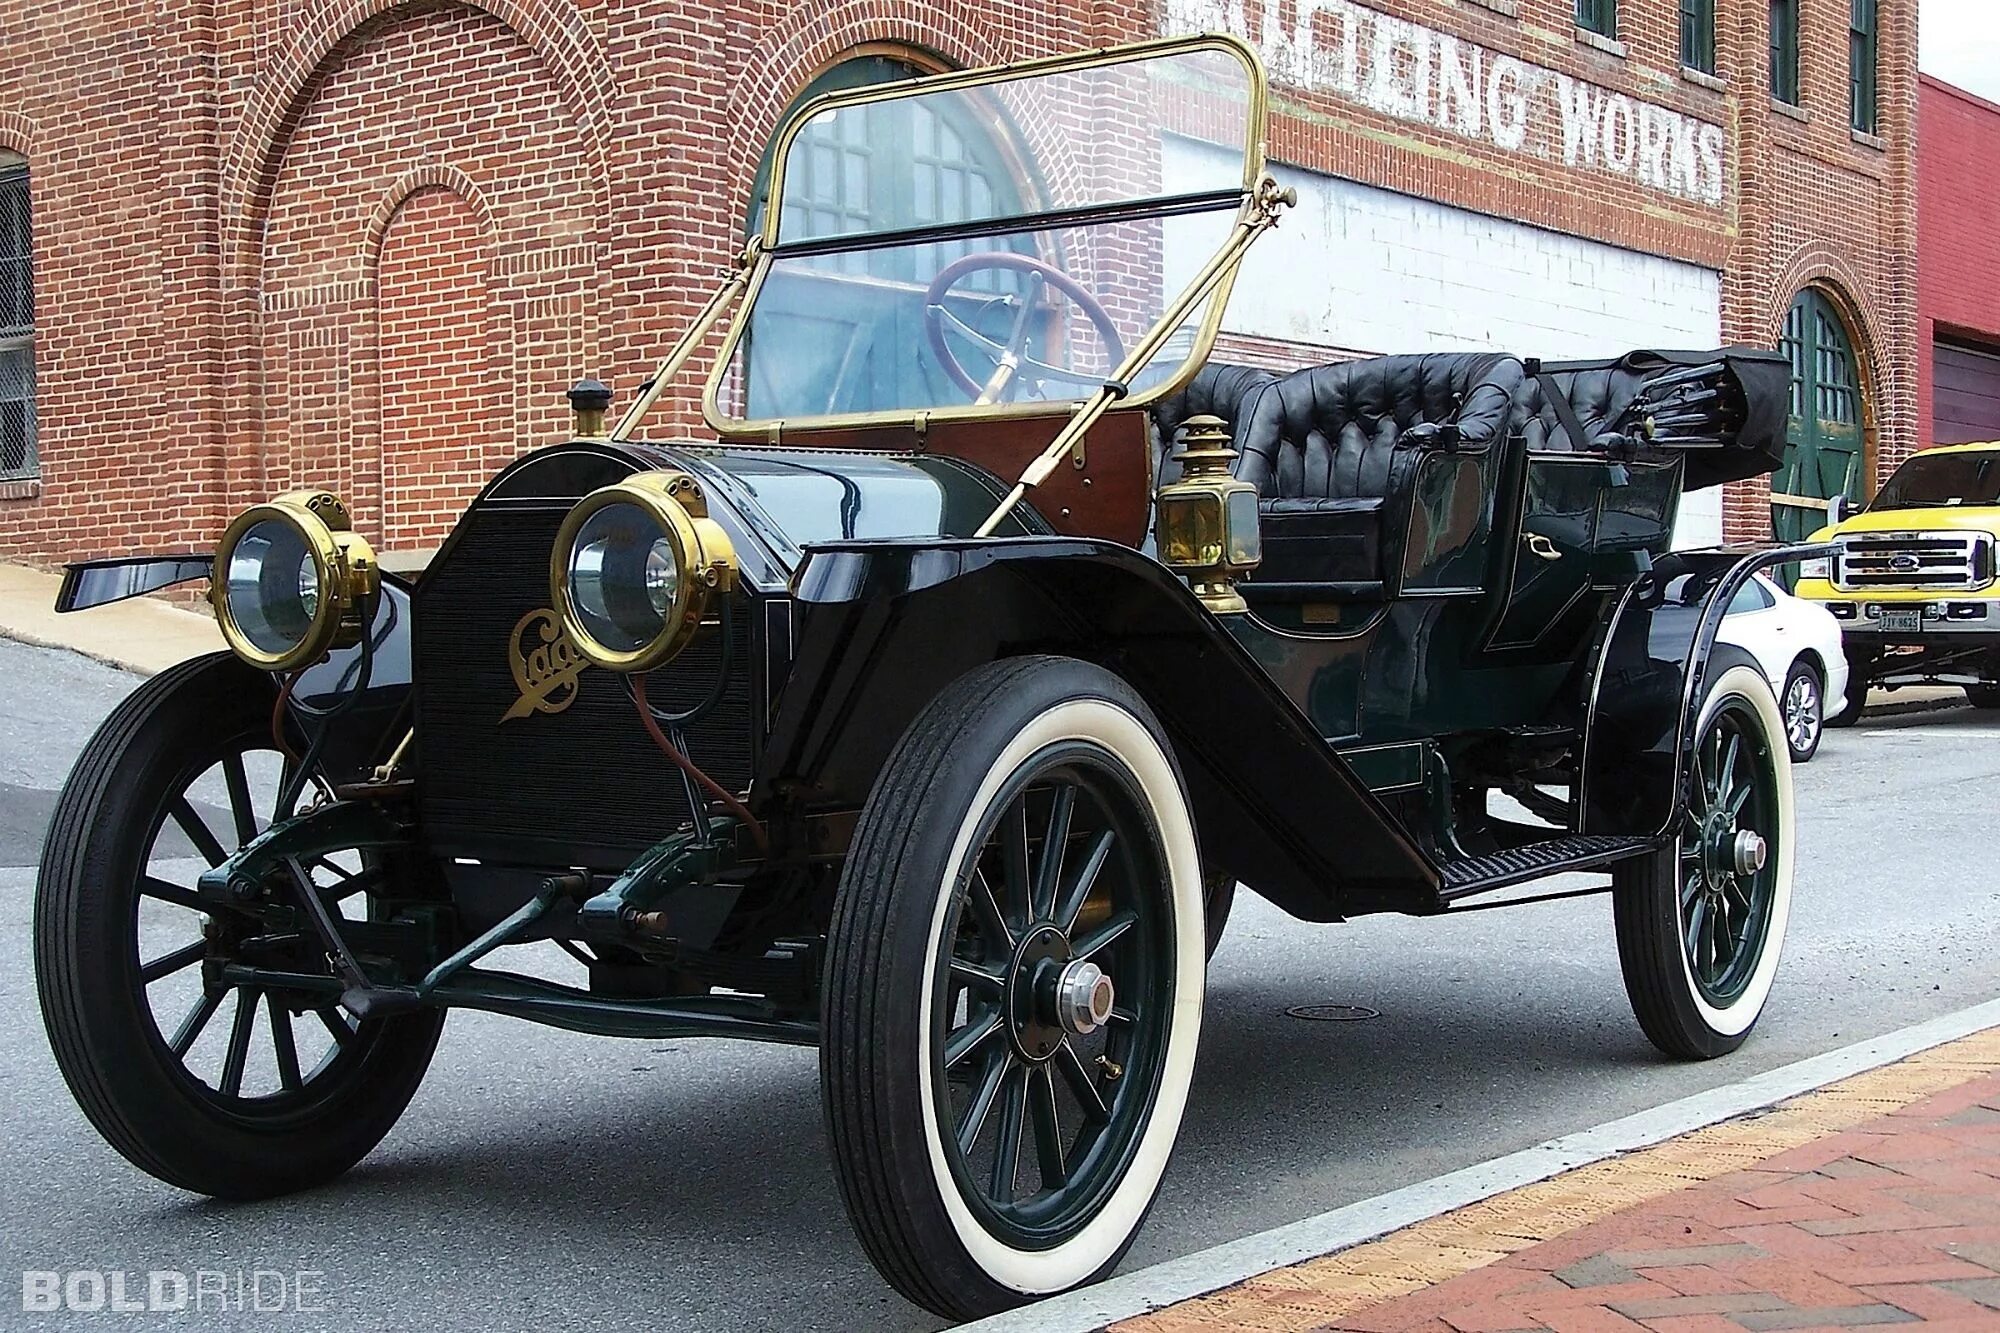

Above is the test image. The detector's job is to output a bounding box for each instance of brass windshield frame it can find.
[696,33,1271,441]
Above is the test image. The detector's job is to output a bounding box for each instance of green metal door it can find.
[1771,290,1865,580]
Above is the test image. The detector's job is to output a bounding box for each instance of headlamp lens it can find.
[567,502,682,654]
[224,518,323,657]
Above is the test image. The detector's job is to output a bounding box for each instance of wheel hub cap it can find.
[1732,829,1768,876]
[1055,960,1114,1036]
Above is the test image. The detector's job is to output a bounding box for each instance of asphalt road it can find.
[2,636,1997,1331]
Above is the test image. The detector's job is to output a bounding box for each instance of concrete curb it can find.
[961,997,2000,1333]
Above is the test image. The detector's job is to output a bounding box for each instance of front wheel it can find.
[1614,663,1794,1060]
[35,653,443,1198]
[822,657,1205,1320]
[1967,683,2000,709]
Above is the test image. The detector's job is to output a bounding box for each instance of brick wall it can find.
[1916,74,2000,449]
[0,0,1917,559]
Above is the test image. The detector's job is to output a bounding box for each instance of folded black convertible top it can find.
[1535,347,1792,491]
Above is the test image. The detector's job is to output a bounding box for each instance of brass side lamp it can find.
[1154,414,1261,614]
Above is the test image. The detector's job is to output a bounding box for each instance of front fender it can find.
[56,554,414,786]
[761,536,1437,922]
[1580,542,1832,838]
[55,554,213,611]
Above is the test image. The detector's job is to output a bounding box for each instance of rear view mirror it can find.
[1827,494,1852,525]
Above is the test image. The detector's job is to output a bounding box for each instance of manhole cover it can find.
[1285,1003,1380,1022]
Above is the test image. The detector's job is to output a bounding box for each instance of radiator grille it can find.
[412,502,757,865]
[1834,532,1992,591]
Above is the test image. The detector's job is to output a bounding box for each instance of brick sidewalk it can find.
[1121,1030,2000,1333]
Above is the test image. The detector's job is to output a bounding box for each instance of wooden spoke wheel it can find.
[35,653,442,1198]
[1615,663,1795,1060]
[823,657,1204,1319]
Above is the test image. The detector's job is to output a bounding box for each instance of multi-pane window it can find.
[1770,0,1801,103]
[1576,0,1617,38]
[1850,0,1879,132]
[0,163,34,484]
[1681,0,1717,74]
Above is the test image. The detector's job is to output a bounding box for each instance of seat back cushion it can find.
[1238,353,1523,500]
[1150,362,1278,485]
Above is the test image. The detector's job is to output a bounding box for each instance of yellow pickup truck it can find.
[1794,440,2000,721]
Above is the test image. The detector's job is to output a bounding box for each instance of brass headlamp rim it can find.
[549,470,738,674]
[210,490,379,673]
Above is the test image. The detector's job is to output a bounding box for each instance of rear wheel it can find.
[1614,664,1794,1060]
[1966,684,2000,709]
[822,657,1204,1319]
[1824,657,1870,727]
[35,653,443,1198]
[1780,660,1823,762]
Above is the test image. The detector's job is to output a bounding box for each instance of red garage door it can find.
[1935,340,2000,444]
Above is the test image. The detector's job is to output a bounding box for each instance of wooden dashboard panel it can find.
[762,409,1154,547]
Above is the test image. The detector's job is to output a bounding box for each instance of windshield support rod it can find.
[973,176,1297,538]
[610,243,760,443]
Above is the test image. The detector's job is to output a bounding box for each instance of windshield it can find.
[1870,452,2000,510]
[708,40,1264,431]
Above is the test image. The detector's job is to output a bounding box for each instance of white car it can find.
[1718,572,1851,763]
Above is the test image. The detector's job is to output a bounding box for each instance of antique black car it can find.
[37,37,1815,1320]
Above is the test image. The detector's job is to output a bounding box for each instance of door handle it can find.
[1523,533,1562,562]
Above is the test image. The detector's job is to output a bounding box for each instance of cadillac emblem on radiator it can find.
[502,607,588,722]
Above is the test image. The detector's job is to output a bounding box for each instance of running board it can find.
[1438,835,1654,901]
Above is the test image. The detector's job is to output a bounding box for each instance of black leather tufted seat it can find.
[1234,353,1526,589]
[1149,362,1278,487]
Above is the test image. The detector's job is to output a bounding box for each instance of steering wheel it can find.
[922,252,1127,404]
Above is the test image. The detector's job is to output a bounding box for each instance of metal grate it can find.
[412,502,759,867]
[1440,835,1651,897]
[0,166,35,483]
[0,344,33,481]
[1835,533,1992,592]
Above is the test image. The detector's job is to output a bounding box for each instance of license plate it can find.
[1877,608,1923,633]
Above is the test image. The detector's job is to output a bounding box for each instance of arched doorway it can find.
[1770,288,1867,574]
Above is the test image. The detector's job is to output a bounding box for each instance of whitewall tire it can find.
[1614,662,1794,1059]
[822,656,1204,1320]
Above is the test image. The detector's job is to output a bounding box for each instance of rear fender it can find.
[760,537,1438,921]
[1580,543,1832,838]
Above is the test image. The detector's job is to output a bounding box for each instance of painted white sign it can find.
[1165,0,1728,207]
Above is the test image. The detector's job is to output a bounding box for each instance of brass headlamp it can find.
[211,490,380,672]
[1154,414,1261,613]
[550,469,738,673]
